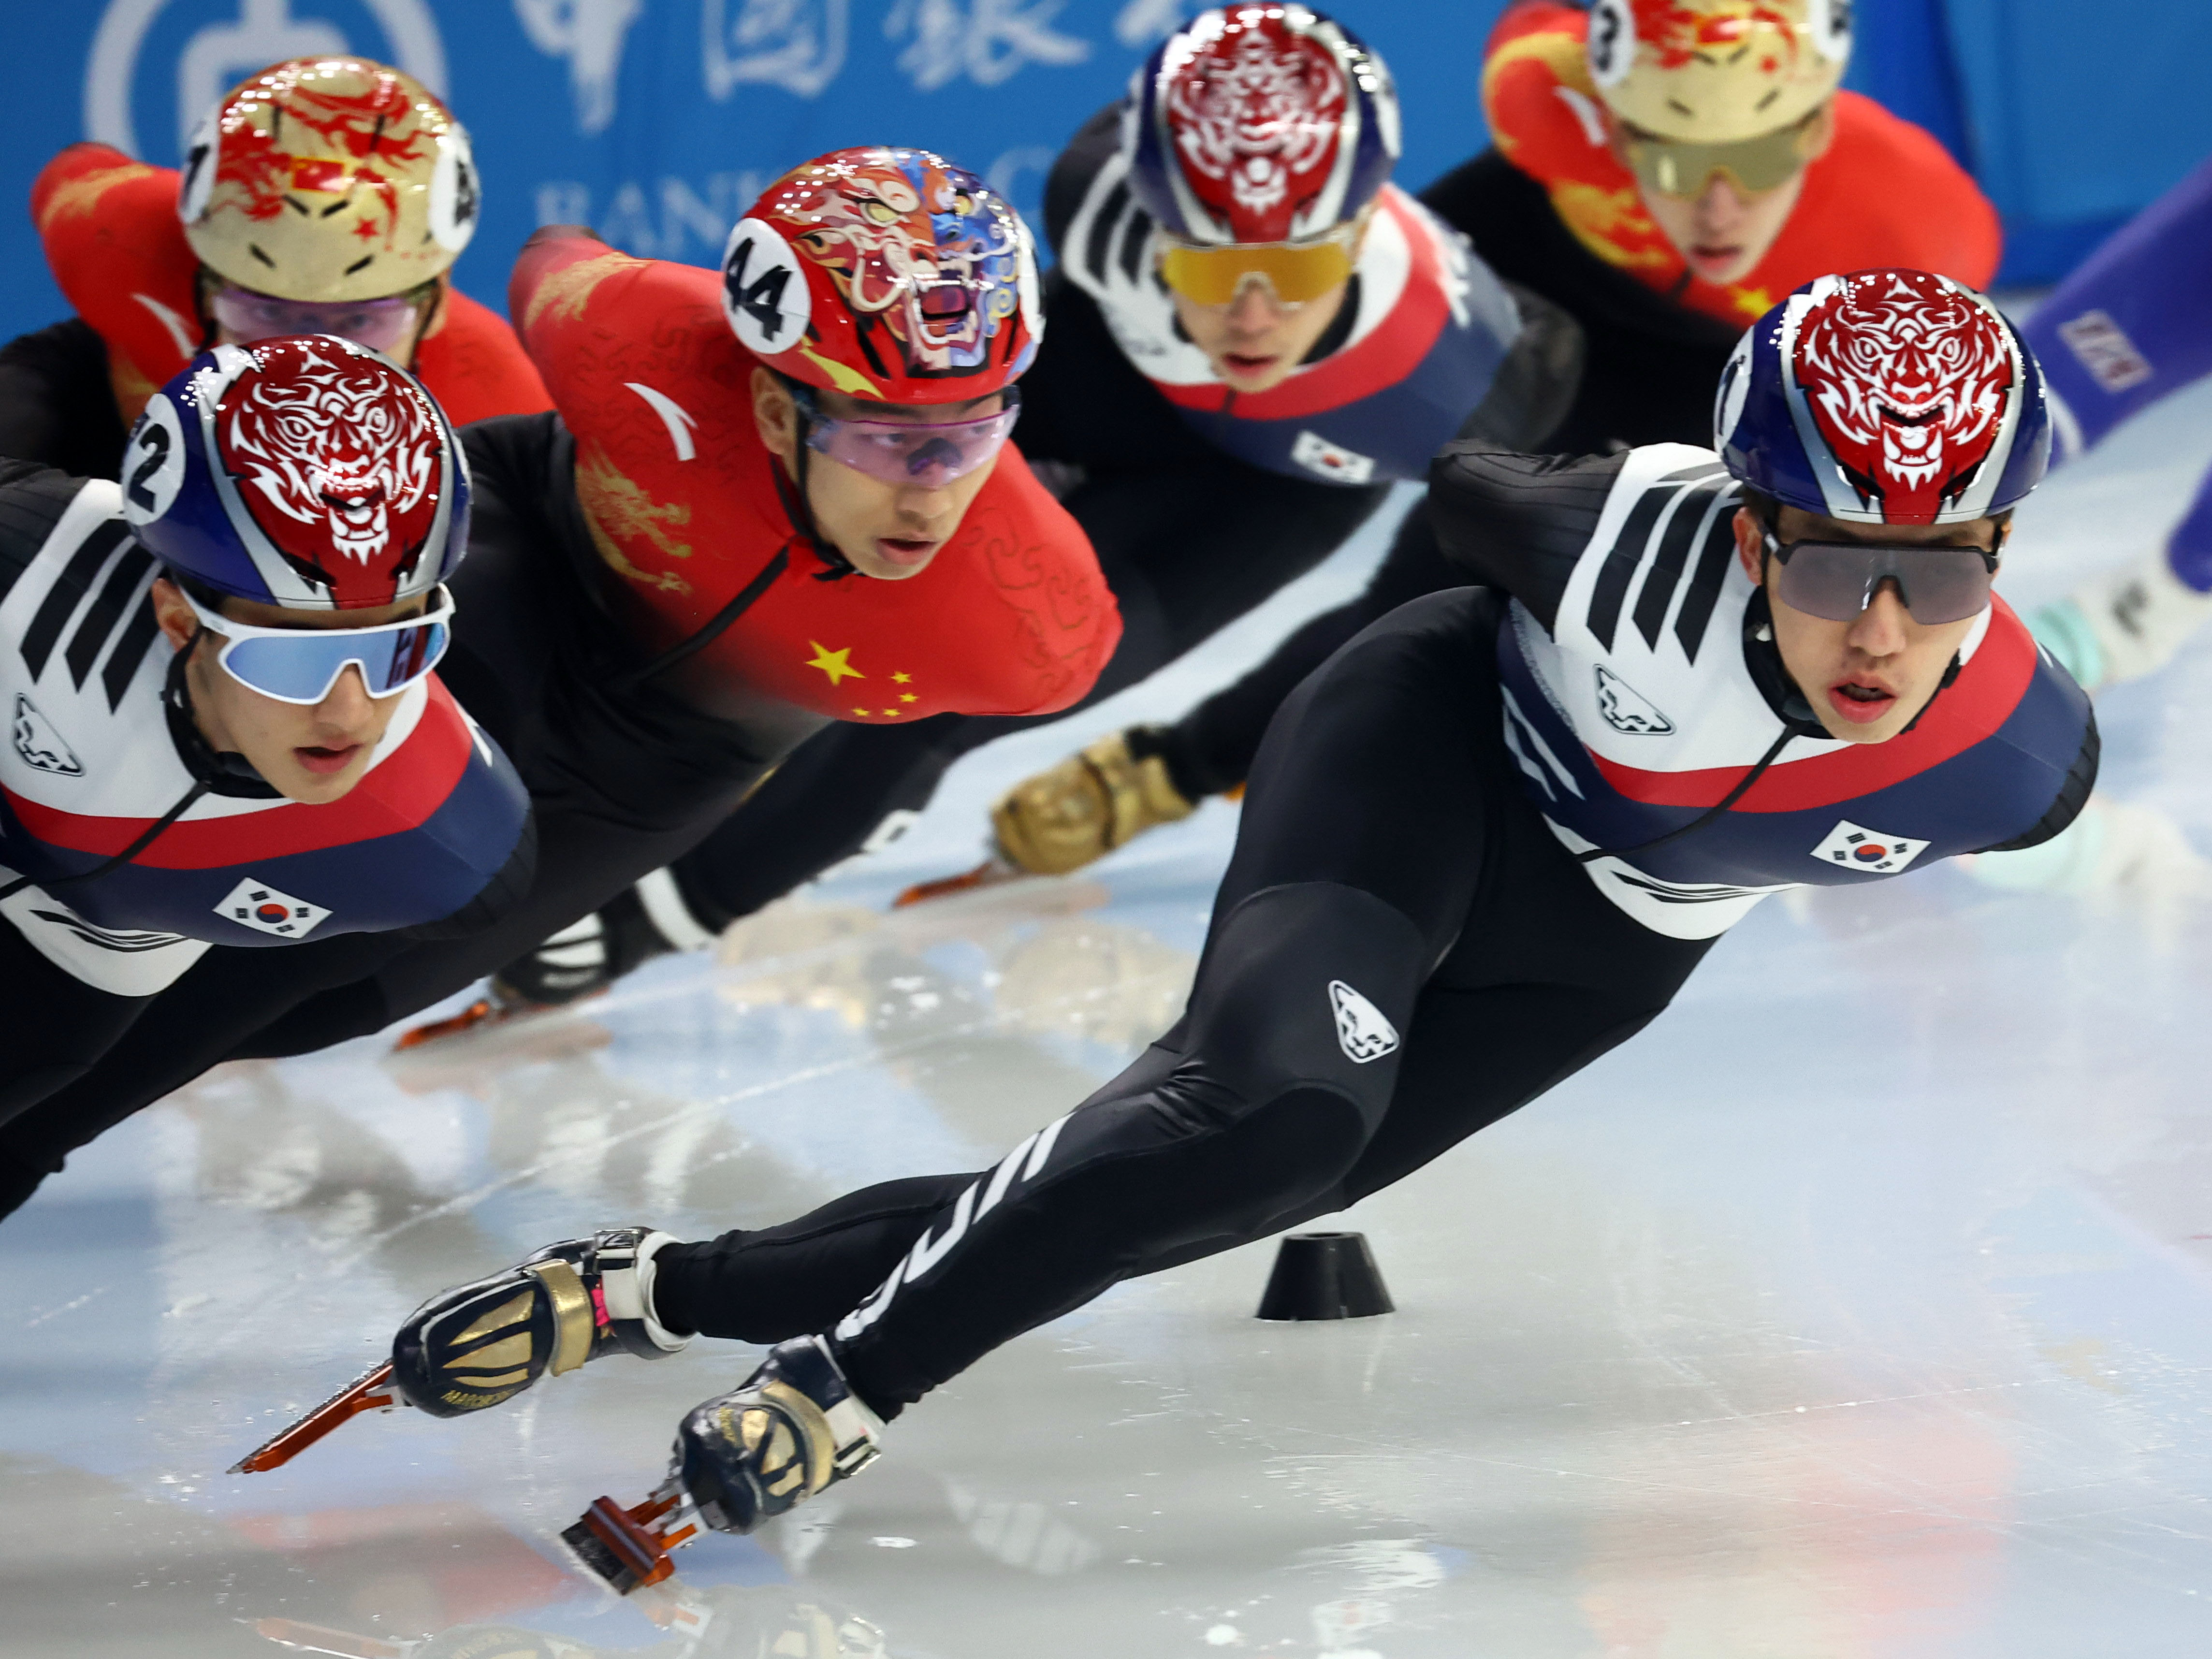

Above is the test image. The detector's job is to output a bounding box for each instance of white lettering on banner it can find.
[514,0,646,135]
[536,173,768,262]
[1113,0,1185,48]
[87,0,447,161]
[705,0,852,100]
[884,0,1091,92]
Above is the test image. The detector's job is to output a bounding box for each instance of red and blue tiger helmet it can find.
[1714,267,2049,525]
[121,334,469,610]
[1123,3,1400,247]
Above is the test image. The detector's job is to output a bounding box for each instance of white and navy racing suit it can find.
[613,443,2096,1419]
[0,459,532,1120]
[599,104,1585,956]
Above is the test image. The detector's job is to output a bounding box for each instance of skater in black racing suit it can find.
[372,270,2095,1552]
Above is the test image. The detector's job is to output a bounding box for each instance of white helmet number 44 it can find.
[1330,979,1400,1064]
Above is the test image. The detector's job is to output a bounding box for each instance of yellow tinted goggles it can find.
[1618,109,1824,199]
[1156,229,1359,307]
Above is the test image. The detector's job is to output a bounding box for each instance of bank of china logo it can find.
[12,694,83,776]
[86,0,448,164]
[215,876,327,938]
[1811,820,1929,875]
[1329,979,1398,1064]
[1594,665,1674,735]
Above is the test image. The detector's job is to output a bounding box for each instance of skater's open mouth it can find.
[1222,352,1279,377]
[294,742,363,775]
[1826,678,1897,724]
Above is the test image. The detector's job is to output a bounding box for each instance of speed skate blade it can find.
[392,998,500,1051]
[230,1361,399,1474]
[249,1617,408,1658]
[892,857,1025,909]
[561,1482,704,1594]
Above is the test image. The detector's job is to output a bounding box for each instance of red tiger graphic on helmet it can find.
[1791,268,2016,523]
[1163,8,1348,242]
[218,336,445,606]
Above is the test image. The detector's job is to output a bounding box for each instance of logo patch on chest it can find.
[1329,979,1399,1063]
[12,694,83,777]
[1811,820,1929,875]
[1593,665,1675,735]
[1290,430,1376,486]
[215,877,328,939]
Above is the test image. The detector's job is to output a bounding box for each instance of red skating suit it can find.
[31,144,553,428]
[510,231,1120,724]
[1481,1,2001,327]
[0,465,531,997]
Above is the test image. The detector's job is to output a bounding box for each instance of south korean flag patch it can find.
[1811,820,1930,876]
[215,877,327,939]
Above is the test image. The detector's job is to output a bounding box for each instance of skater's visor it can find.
[1156,223,1360,308]
[209,285,426,356]
[1765,532,1997,625]
[1617,110,1825,199]
[181,584,454,703]
[794,385,1020,488]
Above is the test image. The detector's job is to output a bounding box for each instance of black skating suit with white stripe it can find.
[640,445,2095,1417]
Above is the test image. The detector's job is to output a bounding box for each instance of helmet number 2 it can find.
[121,394,188,528]
[719,218,811,358]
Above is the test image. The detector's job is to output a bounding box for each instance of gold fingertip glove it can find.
[990,729,1197,876]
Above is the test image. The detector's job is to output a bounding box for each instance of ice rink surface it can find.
[7,378,2212,1658]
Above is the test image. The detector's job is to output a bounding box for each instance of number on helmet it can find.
[720,219,812,358]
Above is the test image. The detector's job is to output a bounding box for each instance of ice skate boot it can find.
[392,1226,691,1419]
[563,1336,884,1592]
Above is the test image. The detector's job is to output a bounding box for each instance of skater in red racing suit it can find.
[0,57,552,483]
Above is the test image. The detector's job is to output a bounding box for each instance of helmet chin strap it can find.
[771,381,856,581]
[162,624,281,797]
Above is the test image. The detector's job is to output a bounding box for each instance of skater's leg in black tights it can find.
[0,924,149,1130]
[653,593,1713,1421]
[652,1174,975,1341]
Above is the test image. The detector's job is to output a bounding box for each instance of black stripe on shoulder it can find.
[1632,478,1734,652]
[102,592,163,711]
[1084,178,1129,283]
[67,544,155,689]
[1427,447,1629,636]
[1674,488,1744,663]
[1587,486,1672,652]
[21,514,131,682]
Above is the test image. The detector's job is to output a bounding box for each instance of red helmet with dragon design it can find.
[717,146,1042,405]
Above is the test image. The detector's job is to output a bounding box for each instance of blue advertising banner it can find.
[1,0,1525,336]
[3,1,2209,339]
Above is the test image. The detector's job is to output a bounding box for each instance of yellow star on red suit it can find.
[807,641,863,687]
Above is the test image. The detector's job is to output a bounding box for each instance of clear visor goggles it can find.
[1155,220,1362,308]
[1617,109,1825,199]
[1765,530,1998,626]
[209,285,427,356]
[793,383,1021,488]
[181,583,454,704]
